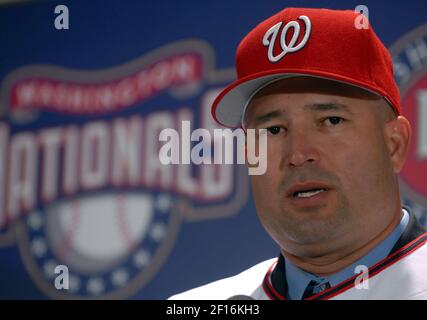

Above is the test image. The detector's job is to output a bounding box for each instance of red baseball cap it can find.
[212,7,401,128]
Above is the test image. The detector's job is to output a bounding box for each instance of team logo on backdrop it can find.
[0,40,248,299]
[391,22,427,227]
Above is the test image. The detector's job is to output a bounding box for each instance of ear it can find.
[384,116,412,173]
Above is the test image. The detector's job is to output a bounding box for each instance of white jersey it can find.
[170,210,427,300]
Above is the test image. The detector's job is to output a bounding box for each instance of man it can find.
[170,7,427,300]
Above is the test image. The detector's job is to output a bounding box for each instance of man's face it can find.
[244,77,401,256]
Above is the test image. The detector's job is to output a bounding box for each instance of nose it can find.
[285,128,320,168]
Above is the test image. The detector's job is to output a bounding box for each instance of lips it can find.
[286,181,333,199]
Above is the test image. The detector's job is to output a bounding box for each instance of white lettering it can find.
[111,117,142,186]
[81,122,109,189]
[417,90,427,159]
[8,133,38,221]
[62,126,79,195]
[405,39,427,71]
[0,123,9,227]
[145,112,174,188]
[39,128,62,202]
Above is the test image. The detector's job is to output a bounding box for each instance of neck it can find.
[282,208,403,277]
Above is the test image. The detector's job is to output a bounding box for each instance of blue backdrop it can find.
[0,0,426,299]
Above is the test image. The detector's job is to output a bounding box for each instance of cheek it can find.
[265,139,286,172]
[329,134,386,199]
[251,174,280,210]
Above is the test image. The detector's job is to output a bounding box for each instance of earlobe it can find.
[385,116,412,173]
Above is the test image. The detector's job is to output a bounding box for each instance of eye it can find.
[323,116,345,126]
[267,126,283,135]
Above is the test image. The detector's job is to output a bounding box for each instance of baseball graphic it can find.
[46,193,155,273]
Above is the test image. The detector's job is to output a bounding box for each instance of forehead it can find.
[245,76,381,118]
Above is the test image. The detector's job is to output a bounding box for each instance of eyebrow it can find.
[251,110,284,125]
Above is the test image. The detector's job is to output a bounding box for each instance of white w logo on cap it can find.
[262,15,311,63]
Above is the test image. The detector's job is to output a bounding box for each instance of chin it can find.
[280,210,348,244]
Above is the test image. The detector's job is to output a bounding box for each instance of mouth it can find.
[286,182,332,199]
[292,188,327,198]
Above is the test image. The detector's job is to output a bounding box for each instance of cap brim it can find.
[211,71,383,128]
